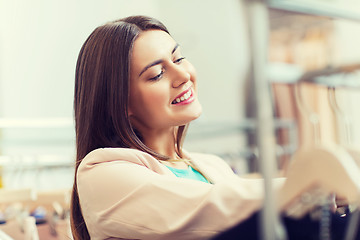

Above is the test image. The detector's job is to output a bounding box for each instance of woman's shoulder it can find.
[80,147,159,168]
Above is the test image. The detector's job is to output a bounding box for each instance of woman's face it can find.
[129,30,202,131]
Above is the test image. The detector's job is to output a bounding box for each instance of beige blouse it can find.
[77,148,272,240]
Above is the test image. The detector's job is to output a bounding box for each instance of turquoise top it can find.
[165,165,209,183]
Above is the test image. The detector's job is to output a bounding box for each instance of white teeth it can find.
[184,81,191,90]
[173,89,192,104]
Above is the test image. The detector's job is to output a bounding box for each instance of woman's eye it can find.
[149,70,164,81]
[174,57,185,64]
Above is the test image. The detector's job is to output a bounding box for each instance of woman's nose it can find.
[171,65,191,88]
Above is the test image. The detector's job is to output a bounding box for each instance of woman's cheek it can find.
[147,87,169,105]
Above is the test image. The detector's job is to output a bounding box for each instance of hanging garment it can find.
[212,208,360,240]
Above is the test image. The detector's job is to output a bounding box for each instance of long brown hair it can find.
[71,15,188,240]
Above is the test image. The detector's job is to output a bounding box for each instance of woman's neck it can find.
[142,128,178,159]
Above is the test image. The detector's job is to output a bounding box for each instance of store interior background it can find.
[1,0,360,191]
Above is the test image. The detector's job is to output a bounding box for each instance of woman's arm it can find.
[77,152,265,240]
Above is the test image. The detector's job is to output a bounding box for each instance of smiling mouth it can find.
[172,88,193,104]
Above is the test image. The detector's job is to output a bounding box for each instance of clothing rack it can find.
[0,154,74,191]
[0,188,72,240]
[244,0,360,239]
[299,64,360,88]
[244,1,283,239]
[0,117,75,190]
[187,119,297,173]
[187,118,296,139]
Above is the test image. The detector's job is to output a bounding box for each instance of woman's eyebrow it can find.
[138,59,163,77]
[138,43,180,77]
[172,43,179,54]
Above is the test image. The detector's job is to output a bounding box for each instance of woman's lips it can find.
[171,88,194,105]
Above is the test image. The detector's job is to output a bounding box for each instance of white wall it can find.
[0,0,249,120]
[333,19,360,65]
[0,0,250,158]
[158,0,250,123]
[156,0,250,154]
[0,0,251,188]
[1,0,360,188]
[0,0,161,118]
[1,0,360,151]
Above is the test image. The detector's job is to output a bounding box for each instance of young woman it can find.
[71,15,271,240]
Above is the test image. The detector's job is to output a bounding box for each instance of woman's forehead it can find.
[131,30,177,69]
[134,30,175,51]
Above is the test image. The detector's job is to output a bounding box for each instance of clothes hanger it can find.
[299,63,360,182]
[0,188,72,240]
[328,86,360,240]
[0,188,40,240]
[278,82,360,219]
[34,189,72,239]
[328,87,360,167]
[32,189,71,215]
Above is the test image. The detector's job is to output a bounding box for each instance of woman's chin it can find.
[188,103,202,121]
[183,109,202,125]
